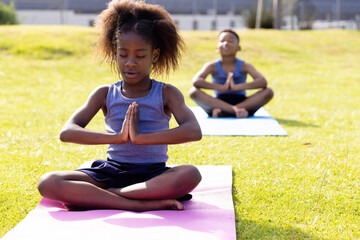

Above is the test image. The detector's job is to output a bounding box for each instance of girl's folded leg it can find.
[37,171,184,211]
[109,165,201,201]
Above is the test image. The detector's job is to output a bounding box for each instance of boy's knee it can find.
[188,87,200,100]
[265,87,274,100]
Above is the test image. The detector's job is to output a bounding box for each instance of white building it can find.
[7,0,249,30]
[16,9,246,30]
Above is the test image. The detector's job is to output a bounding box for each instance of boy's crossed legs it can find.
[189,87,274,118]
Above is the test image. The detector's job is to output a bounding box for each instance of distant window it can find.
[211,20,217,30]
[89,19,95,27]
[193,20,198,30]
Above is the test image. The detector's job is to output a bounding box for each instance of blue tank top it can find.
[105,79,171,165]
[211,58,247,97]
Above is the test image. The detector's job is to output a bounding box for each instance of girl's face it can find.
[216,32,240,56]
[116,32,159,85]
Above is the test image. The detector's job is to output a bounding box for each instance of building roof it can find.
[3,0,360,18]
[3,0,254,14]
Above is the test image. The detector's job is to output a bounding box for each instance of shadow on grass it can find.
[276,118,320,128]
[232,194,323,239]
[236,218,324,240]
[232,171,324,240]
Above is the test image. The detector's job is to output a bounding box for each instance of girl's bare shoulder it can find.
[89,84,110,99]
[84,84,110,108]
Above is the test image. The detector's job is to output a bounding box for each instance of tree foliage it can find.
[246,8,274,29]
[0,1,18,25]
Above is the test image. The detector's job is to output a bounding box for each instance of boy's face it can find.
[216,32,240,56]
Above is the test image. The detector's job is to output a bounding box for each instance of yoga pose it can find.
[37,0,202,212]
[189,29,274,118]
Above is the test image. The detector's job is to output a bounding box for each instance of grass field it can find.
[0,26,359,239]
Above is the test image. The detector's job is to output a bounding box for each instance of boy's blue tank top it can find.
[211,58,247,97]
[105,79,171,165]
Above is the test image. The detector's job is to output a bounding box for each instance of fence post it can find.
[256,0,263,29]
[273,0,282,29]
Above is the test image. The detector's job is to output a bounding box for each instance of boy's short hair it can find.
[219,28,239,43]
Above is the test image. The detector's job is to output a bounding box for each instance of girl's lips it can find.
[125,72,138,78]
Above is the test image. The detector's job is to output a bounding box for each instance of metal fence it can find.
[281,0,360,30]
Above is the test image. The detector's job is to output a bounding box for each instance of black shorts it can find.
[217,93,247,105]
[77,159,170,188]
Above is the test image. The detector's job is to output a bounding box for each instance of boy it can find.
[189,29,273,118]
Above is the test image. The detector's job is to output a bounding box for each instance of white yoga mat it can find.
[2,164,236,240]
[190,106,287,136]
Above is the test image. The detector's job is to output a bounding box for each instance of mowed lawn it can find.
[0,26,359,239]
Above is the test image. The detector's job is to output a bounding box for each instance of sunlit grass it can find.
[1,26,359,239]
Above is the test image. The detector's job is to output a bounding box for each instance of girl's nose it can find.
[125,57,137,67]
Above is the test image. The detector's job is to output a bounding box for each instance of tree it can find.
[0,1,18,25]
[246,8,273,29]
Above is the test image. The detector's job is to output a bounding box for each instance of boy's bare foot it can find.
[212,108,222,118]
[234,107,248,118]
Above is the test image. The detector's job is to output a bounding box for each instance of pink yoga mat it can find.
[2,165,236,240]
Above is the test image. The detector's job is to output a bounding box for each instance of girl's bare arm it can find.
[129,84,202,145]
[60,85,130,145]
[230,62,267,91]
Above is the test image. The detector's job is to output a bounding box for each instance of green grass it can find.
[1,25,359,239]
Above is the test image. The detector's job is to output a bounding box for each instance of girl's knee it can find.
[189,165,202,185]
[37,172,63,197]
[177,165,202,187]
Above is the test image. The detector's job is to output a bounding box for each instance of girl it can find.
[37,0,202,212]
[189,29,274,118]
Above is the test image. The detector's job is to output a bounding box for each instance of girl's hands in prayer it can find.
[116,102,132,143]
[129,102,141,143]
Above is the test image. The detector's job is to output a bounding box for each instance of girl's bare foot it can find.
[212,108,222,118]
[129,199,185,212]
[124,199,185,212]
[63,199,184,212]
[63,203,92,211]
[234,107,248,118]
[163,199,185,210]
[106,188,185,210]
